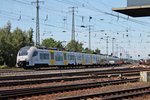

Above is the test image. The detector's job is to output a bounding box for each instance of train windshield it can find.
[18,46,30,56]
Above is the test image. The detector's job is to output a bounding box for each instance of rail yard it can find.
[1,0,150,100]
[0,64,150,100]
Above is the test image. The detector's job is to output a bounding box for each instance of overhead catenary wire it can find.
[55,0,150,27]
[2,0,150,58]
[11,0,150,29]
[10,0,150,32]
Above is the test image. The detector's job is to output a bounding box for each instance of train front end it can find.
[16,46,31,68]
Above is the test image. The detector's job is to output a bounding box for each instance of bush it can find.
[0,65,8,69]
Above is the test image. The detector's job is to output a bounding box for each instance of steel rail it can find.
[0,67,147,81]
[57,84,150,100]
[0,78,139,99]
[0,72,139,87]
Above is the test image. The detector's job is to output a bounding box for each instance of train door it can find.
[31,50,38,66]
[55,51,63,65]
[67,52,75,65]
[50,50,55,65]
[90,54,93,65]
[63,52,68,65]
[82,53,85,65]
[76,53,82,65]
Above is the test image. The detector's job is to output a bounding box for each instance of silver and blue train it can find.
[16,46,131,69]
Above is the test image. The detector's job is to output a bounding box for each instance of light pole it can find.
[80,25,93,53]
[112,38,115,56]
[80,16,93,53]
[106,36,109,56]
[101,36,109,62]
[89,25,92,52]
[101,36,109,56]
[116,44,119,57]
[119,46,123,60]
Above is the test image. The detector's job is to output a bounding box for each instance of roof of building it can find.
[112,5,150,17]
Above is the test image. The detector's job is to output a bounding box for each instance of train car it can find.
[92,54,97,65]
[141,59,150,65]
[96,55,101,65]
[107,56,115,66]
[84,54,91,65]
[67,52,76,65]
[16,46,129,69]
[75,52,82,65]
[54,51,64,66]
[114,57,120,66]
[99,54,107,66]
[16,46,36,68]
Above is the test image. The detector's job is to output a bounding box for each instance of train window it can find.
[85,55,90,63]
[40,53,43,59]
[55,54,63,61]
[68,55,75,60]
[19,49,28,56]
[51,52,54,60]
[40,53,49,60]
[32,51,38,57]
[77,55,82,60]
[18,46,30,56]
[45,53,49,59]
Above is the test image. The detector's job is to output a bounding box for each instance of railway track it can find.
[0,67,146,87]
[0,67,147,81]
[58,84,150,100]
[0,64,127,72]
[0,65,124,74]
[0,67,147,76]
[0,78,139,99]
[0,72,139,87]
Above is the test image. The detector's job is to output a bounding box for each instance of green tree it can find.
[84,47,89,53]
[26,28,34,46]
[83,47,95,54]
[56,41,65,50]
[4,21,11,34]
[41,38,64,50]
[0,22,12,66]
[0,22,34,67]
[95,48,101,54]
[66,40,83,52]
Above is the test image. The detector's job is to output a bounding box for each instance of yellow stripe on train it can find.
[64,60,68,65]
[50,60,55,65]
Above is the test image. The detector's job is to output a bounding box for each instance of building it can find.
[112,0,150,17]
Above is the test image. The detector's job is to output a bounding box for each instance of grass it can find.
[0,65,24,70]
[0,65,9,69]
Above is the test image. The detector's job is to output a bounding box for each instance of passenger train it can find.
[16,46,131,69]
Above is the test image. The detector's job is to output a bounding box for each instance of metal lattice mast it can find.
[32,0,44,46]
[72,7,75,41]
[36,0,40,46]
[89,25,91,51]
[69,7,77,41]
[112,38,115,56]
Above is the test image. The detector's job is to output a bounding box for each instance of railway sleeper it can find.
[103,90,150,100]
[0,78,139,99]
[57,87,150,100]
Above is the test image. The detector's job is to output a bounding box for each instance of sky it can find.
[1,0,150,59]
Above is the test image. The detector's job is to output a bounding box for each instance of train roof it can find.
[21,46,123,59]
[37,46,58,50]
